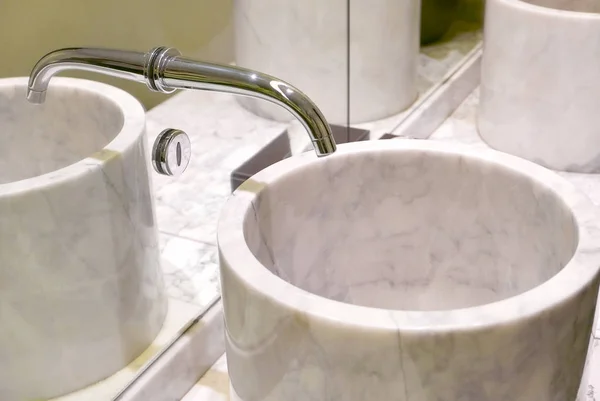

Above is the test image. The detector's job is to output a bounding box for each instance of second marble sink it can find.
[218,139,600,401]
[0,77,166,400]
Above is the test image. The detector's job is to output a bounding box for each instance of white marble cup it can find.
[218,139,600,401]
[0,77,167,400]
[478,0,600,173]
[233,0,420,125]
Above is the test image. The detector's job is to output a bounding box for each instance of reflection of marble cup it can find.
[479,0,600,172]
[219,140,600,401]
[233,0,420,125]
[0,77,167,400]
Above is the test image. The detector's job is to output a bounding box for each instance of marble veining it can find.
[0,77,166,400]
[478,0,600,172]
[434,88,600,337]
[0,83,123,184]
[218,139,600,401]
[245,149,577,311]
[160,234,220,307]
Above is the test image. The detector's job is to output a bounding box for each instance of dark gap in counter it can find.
[230,126,396,192]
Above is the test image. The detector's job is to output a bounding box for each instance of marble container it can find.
[233,0,420,125]
[218,139,600,401]
[478,0,600,173]
[0,77,167,400]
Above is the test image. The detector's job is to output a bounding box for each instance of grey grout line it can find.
[159,230,217,247]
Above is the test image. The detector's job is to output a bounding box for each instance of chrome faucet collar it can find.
[27,46,336,157]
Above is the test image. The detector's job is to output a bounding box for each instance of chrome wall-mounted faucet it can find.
[27,47,337,176]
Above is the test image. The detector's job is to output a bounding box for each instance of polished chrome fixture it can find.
[152,128,192,177]
[27,47,337,176]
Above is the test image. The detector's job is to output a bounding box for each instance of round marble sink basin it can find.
[218,140,600,401]
[479,0,600,172]
[0,77,166,400]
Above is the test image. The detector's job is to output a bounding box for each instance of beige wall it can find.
[0,0,234,109]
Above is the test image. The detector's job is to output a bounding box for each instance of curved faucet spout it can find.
[27,48,149,104]
[27,46,336,157]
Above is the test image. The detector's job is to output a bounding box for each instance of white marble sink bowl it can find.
[0,77,166,400]
[218,140,600,401]
[479,0,600,172]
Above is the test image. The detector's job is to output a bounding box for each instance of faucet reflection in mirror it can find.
[26,46,337,163]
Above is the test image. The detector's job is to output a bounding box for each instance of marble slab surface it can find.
[179,87,600,401]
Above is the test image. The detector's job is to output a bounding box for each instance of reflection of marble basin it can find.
[218,140,600,401]
[0,77,167,400]
[479,0,600,172]
[234,0,420,125]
